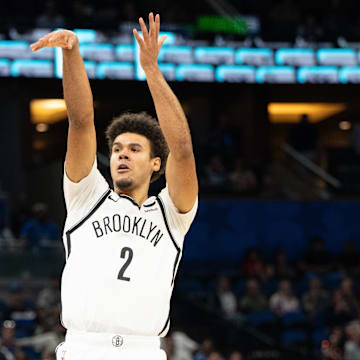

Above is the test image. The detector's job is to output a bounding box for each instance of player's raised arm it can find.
[133,13,198,213]
[31,30,96,183]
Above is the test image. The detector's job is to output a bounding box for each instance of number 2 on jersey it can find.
[117,247,133,281]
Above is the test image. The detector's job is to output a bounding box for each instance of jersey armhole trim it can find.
[156,196,182,286]
[65,188,111,259]
[156,196,181,251]
[158,315,170,337]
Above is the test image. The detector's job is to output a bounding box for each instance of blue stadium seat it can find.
[232,279,246,295]
[323,272,344,291]
[282,311,307,328]
[281,330,307,346]
[177,279,203,294]
[312,328,329,348]
[247,311,278,327]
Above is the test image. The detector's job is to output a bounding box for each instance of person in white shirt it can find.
[269,279,300,316]
[30,12,198,360]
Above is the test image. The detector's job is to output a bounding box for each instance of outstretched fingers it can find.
[133,29,144,47]
[139,17,149,42]
[155,14,160,41]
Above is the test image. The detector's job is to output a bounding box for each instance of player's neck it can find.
[115,184,149,207]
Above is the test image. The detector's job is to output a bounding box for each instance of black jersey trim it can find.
[65,188,111,259]
[158,314,170,336]
[118,194,140,209]
[156,196,181,286]
[143,201,156,207]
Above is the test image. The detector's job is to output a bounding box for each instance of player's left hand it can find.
[133,13,167,72]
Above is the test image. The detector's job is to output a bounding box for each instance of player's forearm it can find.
[145,66,193,160]
[62,45,94,127]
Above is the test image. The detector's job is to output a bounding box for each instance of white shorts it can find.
[55,330,167,360]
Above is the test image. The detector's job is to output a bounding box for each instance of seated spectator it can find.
[242,249,265,279]
[269,279,300,316]
[0,220,16,250]
[20,203,60,250]
[3,284,36,337]
[213,276,241,321]
[229,159,257,193]
[169,329,198,360]
[301,236,333,274]
[339,278,360,318]
[41,353,55,360]
[338,240,360,277]
[228,351,244,360]
[36,277,60,310]
[208,351,225,360]
[274,249,295,279]
[239,279,268,314]
[163,336,175,360]
[193,338,214,360]
[322,326,344,360]
[326,290,356,327]
[344,321,360,360]
[0,320,16,358]
[202,155,229,189]
[302,278,329,318]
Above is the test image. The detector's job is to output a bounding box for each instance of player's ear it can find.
[152,157,161,172]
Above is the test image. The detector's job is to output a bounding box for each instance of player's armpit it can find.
[65,122,97,183]
[165,152,198,213]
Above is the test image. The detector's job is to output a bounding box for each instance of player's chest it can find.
[69,198,169,251]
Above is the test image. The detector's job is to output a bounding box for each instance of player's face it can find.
[110,132,161,192]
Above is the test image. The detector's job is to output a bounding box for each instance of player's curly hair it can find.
[105,112,169,183]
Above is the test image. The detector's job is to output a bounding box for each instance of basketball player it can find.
[30,13,198,360]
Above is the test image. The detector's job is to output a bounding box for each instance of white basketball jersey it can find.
[61,160,198,337]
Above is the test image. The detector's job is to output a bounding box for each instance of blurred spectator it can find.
[212,276,242,322]
[229,159,257,193]
[322,326,344,360]
[288,114,318,162]
[302,278,329,318]
[301,236,333,274]
[296,14,324,42]
[228,351,244,360]
[41,353,55,360]
[193,338,214,360]
[327,289,356,327]
[208,351,225,360]
[345,321,360,360]
[269,279,300,316]
[163,336,175,360]
[36,277,60,310]
[0,220,16,250]
[338,240,360,277]
[20,203,60,250]
[202,155,229,189]
[170,330,198,360]
[242,249,265,278]
[17,324,64,357]
[36,1,65,28]
[339,278,360,319]
[239,279,268,314]
[3,284,36,337]
[274,249,295,279]
[0,320,16,359]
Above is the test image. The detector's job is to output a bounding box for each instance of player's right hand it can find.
[30,30,78,52]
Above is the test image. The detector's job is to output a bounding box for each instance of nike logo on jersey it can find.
[108,194,119,202]
[92,215,163,247]
[144,208,159,213]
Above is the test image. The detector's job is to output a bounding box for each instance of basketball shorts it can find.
[55,330,167,360]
